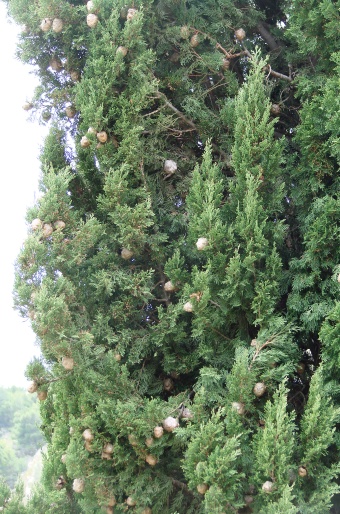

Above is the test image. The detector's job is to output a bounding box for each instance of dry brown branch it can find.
[156,92,197,130]
[155,92,230,164]
[241,46,292,82]
[215,43,249,59]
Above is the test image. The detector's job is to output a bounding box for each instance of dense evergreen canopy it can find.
[2,0,340,512]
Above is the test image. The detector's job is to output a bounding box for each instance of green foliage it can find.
[252,383,295,499]
[3,0,340,511]
[0,475,11,509]
[320,303,340,394]
[0,478,26,514]
[299,367,340,471]
[264,485,298,514]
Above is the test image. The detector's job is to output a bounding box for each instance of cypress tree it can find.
[3,0,340,512]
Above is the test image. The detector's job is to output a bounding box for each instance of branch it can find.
[37,374,69,386]
[139,159,148,189]
[155,92,231,164]
[256,21,281,52]
[201,78,227,96]
[249,330,286,369]
[241,46,293,82]
[191,48,222,75]
[184,24,292,84]
[171,478,194,498]
[142,105,166,117]
[203,320,231,341]
[265,65,292,82]
[157,265,171,307]
[209,299,222,309]
[250,339,274,367]
[215,43,249,60]
[168,127,197,134]
[135,359,147,390]
[155,92,196,130]
[167,398,189,416]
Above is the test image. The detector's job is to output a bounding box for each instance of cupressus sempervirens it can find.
[2,0,340,512]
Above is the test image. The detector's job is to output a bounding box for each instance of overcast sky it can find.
[0,4,45,388]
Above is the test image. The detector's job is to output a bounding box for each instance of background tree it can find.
[2,0,340,512]
[0,387,43,489]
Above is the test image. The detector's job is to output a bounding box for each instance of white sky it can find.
[0,4,45,388]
